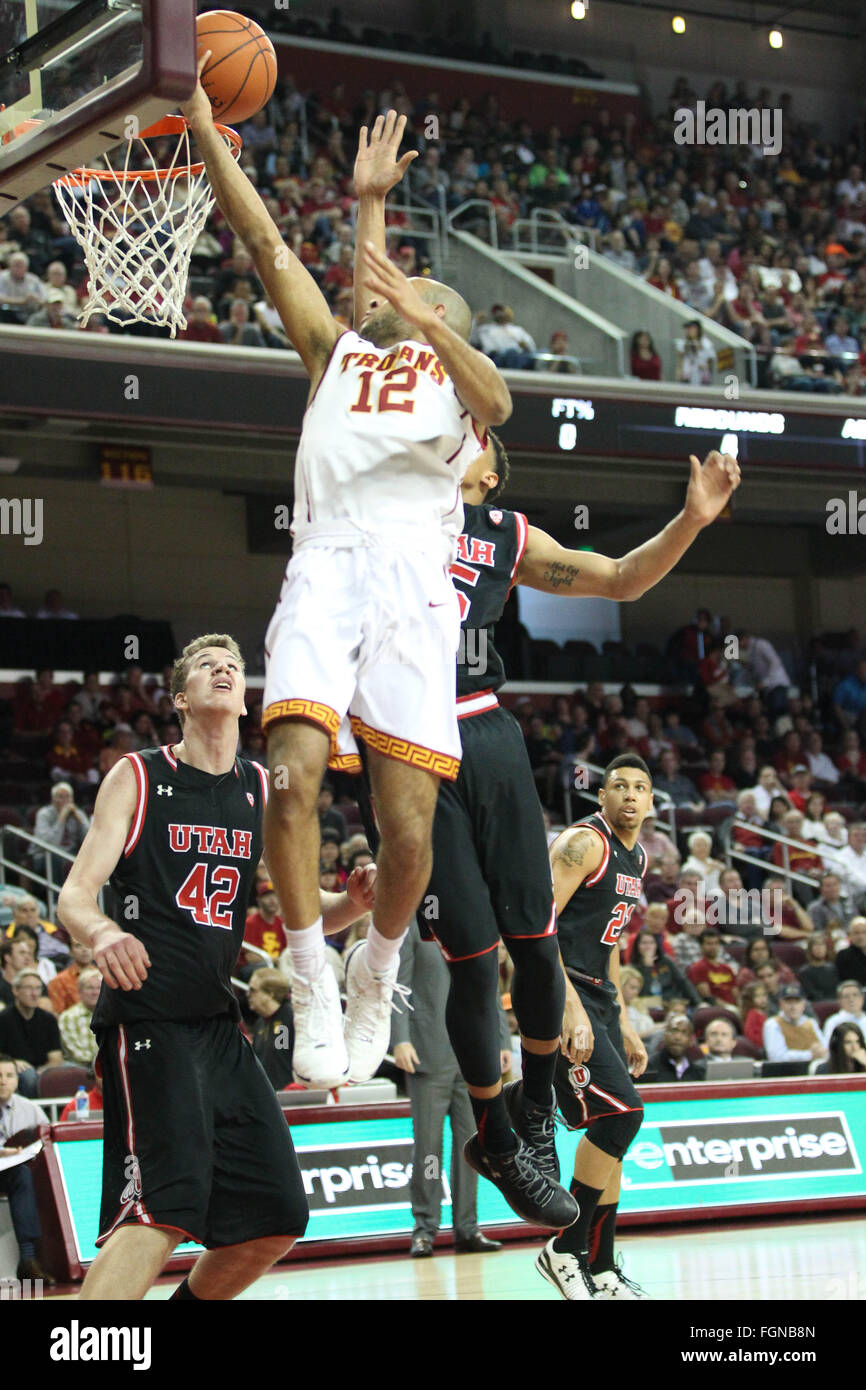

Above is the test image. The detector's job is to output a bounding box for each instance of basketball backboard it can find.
[0,0,197,209]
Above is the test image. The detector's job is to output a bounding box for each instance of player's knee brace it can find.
[588,1104,644,1159]
[507,933,565,1041]
[444,947,503,1089]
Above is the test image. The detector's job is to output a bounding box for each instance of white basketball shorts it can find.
[262,541,462,781]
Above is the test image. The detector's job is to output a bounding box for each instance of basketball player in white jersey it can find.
[182,73,511,1091]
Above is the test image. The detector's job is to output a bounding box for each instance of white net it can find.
[53,117,240,338]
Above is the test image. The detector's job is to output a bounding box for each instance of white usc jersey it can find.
[291,329,487,561]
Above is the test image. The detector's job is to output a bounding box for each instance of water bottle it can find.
[74,1085,89,1121]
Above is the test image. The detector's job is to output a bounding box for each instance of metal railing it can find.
[721,817,826,894]
[351,196,445,281]
[445,198,499,247]
[0,825,96,920]
[512,209,598,257]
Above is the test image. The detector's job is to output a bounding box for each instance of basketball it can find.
[196,10,278,127]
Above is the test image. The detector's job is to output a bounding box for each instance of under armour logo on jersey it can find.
[246,793,254,807]
[134,1040,151,1050]
[156,785,173,796]
[489,508,503,525]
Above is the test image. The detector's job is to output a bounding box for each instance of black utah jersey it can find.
[92,745,268,1030]
[450,502,528,696]
[555,811,647,1001]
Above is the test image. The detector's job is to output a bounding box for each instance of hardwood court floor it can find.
[125,1213,863,1301]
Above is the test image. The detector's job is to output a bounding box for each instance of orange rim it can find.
[53,114,241,186]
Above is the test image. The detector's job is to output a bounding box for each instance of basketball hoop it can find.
[53,115,242,338]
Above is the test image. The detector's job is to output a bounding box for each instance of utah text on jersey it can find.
[168,825,254,858]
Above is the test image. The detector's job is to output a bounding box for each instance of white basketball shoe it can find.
[290,964,350,1089]
[343,940,411,1083]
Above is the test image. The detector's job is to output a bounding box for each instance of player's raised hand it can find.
[180,51,215,129]
[91,923,151,991]
[683,450,741,527]
[346,862,377,910]
[354,110,418,199]
[360,240,434,331]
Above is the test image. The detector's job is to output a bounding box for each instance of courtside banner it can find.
[49,1086,866,1262]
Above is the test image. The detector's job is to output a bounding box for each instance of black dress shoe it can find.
[454,1232,503,1254]
[410,1233,435,1257]
[17,1256,55,1286]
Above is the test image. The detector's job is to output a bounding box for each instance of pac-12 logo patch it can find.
[489,509,503,525]
[246,793,254,807]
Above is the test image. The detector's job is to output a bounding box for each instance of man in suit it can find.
[391,922,507,1257]
[649,1014,707,1082]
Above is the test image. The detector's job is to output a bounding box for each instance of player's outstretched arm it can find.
[320,863,377,933]
[353,110,417,330]
[517,450,741,599]
[181,56,341,381]
[57,760,152,990]
[360,240,512,426]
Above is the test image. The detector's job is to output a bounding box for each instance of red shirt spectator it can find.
[744,1007,767,1051]
[242,884,287,964]
[688,957,739,1006]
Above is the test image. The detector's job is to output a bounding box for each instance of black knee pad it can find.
[507,933,565,1041]
[588,1104,644,1159]
[444,947,503,1090]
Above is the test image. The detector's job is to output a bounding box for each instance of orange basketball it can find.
[196,10,278,127]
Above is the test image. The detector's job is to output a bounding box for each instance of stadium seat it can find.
[692,1005,743,1039]
[733,1038,762,1059]
[38,1064,89,1099]
[772,941,807,971]
[813,1000,841,1028]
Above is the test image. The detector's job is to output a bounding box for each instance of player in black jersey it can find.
[536,755,652,1302]
[423,438,739,1230]
[58,635,375,1301]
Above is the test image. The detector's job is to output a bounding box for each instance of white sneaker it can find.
[290,964,350,1089]
[343,940,411,1084]
[592,1262,649,1300]
[535,1238,600,1300]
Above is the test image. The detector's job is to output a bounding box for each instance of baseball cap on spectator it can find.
[256,880,276,897]
[45,289,66,303]
[825,243,849,257]
[780,984,804,1000]
[792,764,808,773]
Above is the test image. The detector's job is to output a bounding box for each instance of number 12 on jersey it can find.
[601,901,635,946]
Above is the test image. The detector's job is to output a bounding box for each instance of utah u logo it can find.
[568,1063,591,1093]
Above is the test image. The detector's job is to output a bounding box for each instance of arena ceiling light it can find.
[570,0,588,18]
[768,27,783,45]
[672,15,686,32]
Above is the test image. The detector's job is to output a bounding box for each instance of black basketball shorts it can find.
[95,1014,308,1249]
[419,703,556,962]
[554,986,643,1129]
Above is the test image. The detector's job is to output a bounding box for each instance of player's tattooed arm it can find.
[518,527,620,598]
[550,827,604,912]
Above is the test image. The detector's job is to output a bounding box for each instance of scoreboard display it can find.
[499,392,866,471]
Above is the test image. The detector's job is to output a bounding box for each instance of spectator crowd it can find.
[2,49,866,394]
